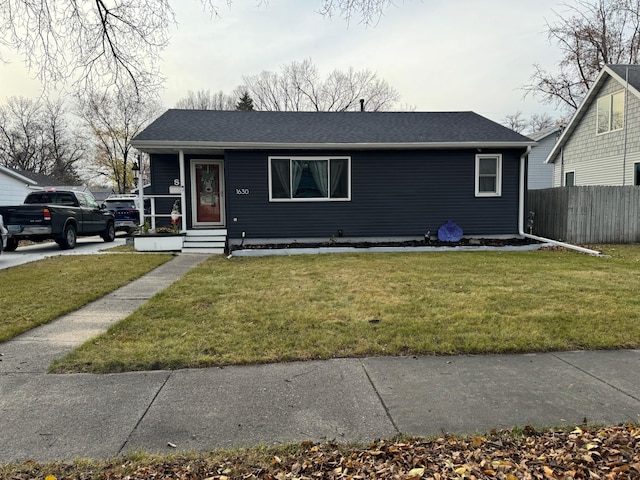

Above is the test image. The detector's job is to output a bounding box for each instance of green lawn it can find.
[0,253,173,342]
[50,244,640,373]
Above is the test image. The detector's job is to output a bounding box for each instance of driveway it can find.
[0,235,127,270]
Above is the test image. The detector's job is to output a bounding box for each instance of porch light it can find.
[132,161,140,181]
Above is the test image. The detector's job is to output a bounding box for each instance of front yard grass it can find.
[51,244,640,373]
[0,253,172,343]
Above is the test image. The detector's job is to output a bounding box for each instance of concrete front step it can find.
[183,241,226,248]
[182,229,227,254]
[182,247,226,254]
[183,236,225,242]
[186,229,227,236]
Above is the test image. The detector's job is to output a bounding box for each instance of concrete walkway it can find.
[1,254,640,463]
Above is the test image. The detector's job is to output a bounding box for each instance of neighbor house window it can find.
[565,171,575,186]
[269,157,351,201]
[597,90,625,134]
[635,163,640,186]
[475,154,502,197]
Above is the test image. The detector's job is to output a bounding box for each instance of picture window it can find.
[269,157,351,201]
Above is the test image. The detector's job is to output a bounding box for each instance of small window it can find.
[565,171,575,186]
[269,157,351,201]
[475,154,502,197]
[597,90,625,134]
[634,163,640,186]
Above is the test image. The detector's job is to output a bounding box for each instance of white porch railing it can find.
[142,194,181,230]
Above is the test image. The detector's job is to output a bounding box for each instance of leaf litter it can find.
[4,425,639,479]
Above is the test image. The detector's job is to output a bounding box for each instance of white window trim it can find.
[268,156,352,202]
[565,170,575,186]
[596,89,625,135]
[475,154,502,197]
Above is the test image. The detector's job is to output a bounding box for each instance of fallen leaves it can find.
[3,425,640,479]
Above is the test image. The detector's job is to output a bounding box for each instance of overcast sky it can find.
[0,0,568,123]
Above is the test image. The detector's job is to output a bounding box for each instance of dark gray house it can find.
[131,110,536,253]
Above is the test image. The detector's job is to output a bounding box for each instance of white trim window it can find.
[475,154,502,197]
[597,90,625,134]
[565,171,575,187]
[269,156,351,201]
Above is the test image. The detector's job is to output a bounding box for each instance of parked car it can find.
[104,194,149,234]
[0,214,8,254]
[0,189,115,251]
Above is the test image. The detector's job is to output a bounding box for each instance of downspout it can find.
[179,150,187,233]
[518,146,601,255]
[622,66,629,185]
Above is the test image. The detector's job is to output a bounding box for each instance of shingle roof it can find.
[606,64,640,91]
[133,110,534,150]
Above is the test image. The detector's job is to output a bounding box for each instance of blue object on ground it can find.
[438,220,463,242]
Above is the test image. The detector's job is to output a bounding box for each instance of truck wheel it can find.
[58,224,77,250]
[4,237,19,252]
[102,221,116,242]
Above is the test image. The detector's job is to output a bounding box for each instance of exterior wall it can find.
[557,75,640,186]
[528,133,556,189]
[0,174,33,206]
[223,149,524,241]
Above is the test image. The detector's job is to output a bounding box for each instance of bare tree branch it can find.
[240,58,400,111]
[76,86,162,193]
[0,1,400,95]
[526,0,640,112]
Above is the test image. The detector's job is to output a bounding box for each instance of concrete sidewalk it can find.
[1,255,639,463]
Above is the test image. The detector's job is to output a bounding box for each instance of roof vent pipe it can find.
[360,98,364,111]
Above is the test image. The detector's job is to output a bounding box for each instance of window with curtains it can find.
[475,154,502,197]
[269,157,351,201]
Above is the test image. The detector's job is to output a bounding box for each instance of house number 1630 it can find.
[235,188,250,195]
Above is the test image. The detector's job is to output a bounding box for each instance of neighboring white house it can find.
[528,125,562,189]
[546,64,640,187]
[0,166,41,205]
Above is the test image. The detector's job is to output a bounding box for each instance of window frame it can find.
[634,162,640,186]
[268,156,352,202]
[475,154,502,197]
[565,171,575,187]
[596,90,625,135]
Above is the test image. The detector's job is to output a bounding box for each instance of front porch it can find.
[134,229,226,254]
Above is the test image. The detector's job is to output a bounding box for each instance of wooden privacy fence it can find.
[528,186,640,244]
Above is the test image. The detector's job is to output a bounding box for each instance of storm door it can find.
[190,160,225,227]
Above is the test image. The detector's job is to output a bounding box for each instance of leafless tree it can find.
[318,0,396,25]
[527,0,640,111]
[175,90,237,110]
[0,1,397,94]
[242,58,400,111]
[528,112,557,132]
[0,97,85,183]
[502,111,527,133]
[76,87,162,193]
[503,111,559,134]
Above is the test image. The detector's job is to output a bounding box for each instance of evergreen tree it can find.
[236,91,255,111]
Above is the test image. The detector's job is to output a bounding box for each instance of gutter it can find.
[518,147,601,256]
[131,140,537,152]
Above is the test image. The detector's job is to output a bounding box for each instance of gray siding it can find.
[558,76,640,186]
[224,149,523,240]
[528,134,555,189]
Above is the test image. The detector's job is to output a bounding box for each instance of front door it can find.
[191,160,225,227]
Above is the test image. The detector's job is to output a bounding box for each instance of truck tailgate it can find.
[4,206,51,233]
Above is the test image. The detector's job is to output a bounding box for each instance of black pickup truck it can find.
[0,190,116,251]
